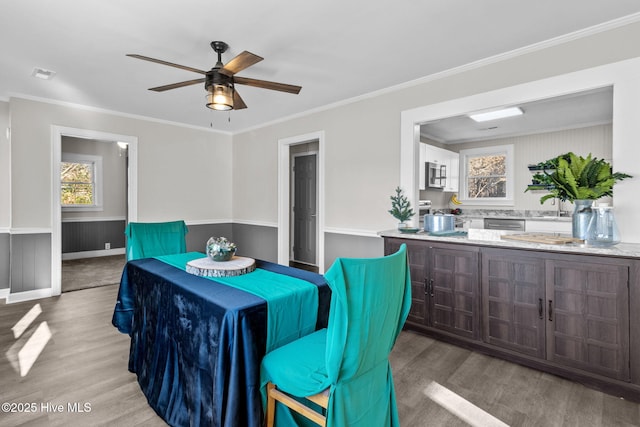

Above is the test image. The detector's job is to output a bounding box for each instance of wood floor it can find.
[0,285,638,426]
[61,255,126,293]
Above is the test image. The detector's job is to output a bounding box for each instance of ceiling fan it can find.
[127,41,302,111]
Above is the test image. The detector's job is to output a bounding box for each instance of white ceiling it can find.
[420,86,614,144]
[2,1,640,134]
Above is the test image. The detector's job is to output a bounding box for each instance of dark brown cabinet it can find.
[482,248,546,358]
[545,258,630,381]
[429,243,480,340]
[383,235,640,400]
[385,238,480,340]
[482,249,630,381]
[385,238,428,324]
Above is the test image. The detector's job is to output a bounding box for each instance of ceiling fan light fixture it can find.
[468,107,523,122]
[206,84,234,111]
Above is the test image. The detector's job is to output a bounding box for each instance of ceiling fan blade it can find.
[149,78,205,92]
[127,54,207,75]
[233,90,248,110]
[233,76,301,94]
[219,51,263,76]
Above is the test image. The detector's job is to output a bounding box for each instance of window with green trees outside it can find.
[60,153,102,208]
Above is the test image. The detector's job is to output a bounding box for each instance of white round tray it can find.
[186,256,256,278]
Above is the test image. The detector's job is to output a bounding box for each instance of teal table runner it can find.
[155,252,319,351]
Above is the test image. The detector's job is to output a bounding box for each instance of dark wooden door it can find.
[385,238,428,325]
[545,258,630,381]
[482,249,546,358]
[429,243,480,340]
[292,154,317,265]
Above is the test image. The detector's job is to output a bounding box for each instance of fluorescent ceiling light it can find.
[31,67,56,80]
[468,107,523,122]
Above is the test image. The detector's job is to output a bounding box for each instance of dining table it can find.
[111,252,330,427]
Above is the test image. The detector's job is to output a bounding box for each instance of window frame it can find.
[458,144,514,206]
[61,153,103,211]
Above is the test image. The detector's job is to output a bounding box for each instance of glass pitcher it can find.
[585,203,620,247]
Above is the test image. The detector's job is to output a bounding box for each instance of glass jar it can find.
[585,204,620,247]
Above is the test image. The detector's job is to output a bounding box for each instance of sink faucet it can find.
[556,198,570,217]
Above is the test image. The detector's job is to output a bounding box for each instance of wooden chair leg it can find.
[266,382,276,427]
[266,381,327,427]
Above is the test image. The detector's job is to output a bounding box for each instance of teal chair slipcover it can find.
[261,244,410,427]
[125,220,189,261]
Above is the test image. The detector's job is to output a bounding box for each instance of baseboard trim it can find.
[5,288,54,304]
[62,248,126,260]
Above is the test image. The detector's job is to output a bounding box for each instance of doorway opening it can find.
[277,131,325,273]
[51,126,138,297]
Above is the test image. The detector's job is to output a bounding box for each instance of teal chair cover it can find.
[261,244,411,427]
[125,220,188,261]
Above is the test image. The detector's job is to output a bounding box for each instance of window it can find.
[459,145,513,205]
[60,153,103,211]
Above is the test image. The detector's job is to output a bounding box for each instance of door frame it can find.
[278,131,325,272]
[290,150,319,266]
[51,126,138,296]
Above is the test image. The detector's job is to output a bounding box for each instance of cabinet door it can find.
[385,238,428,325]
[444,152,459,193]
[482,249,546,358]
[545,258,630,381]
[429,243,480,339]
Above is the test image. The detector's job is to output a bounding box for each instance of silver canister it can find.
[424,213,455,233]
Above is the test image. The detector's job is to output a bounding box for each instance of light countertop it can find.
[379,229,640,259]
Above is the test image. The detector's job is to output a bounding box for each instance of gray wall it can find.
[208,223,384,269]
[185,223,234,254]
[62,220,126,253]
[231,223,279,263]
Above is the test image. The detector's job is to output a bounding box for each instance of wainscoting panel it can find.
[10,233,51,293]
[62,220,126,253]
[324,232,384,269]
[185,223,233,253]
[232,223,278,263]
[0,232,9,290]
[186,222,389,271]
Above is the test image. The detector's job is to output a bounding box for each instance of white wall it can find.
[7,19,640,246]
[451,124,612,212]
[9,98,233,228]
[0,100,9,228]
[233,21,640,241]
[61,136,127,220]
[233,96,402,233]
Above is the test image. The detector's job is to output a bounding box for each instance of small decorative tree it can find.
[388,186,415,228]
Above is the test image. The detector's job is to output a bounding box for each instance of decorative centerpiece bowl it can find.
[206,237,237,262]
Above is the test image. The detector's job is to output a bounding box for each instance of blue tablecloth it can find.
[112,256,330,427]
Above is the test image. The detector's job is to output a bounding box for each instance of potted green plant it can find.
[388,186,415,229]
[525,152,631,239]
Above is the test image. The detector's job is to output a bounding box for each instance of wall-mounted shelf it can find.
[526,184,555,191]
[527,164,555,190]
